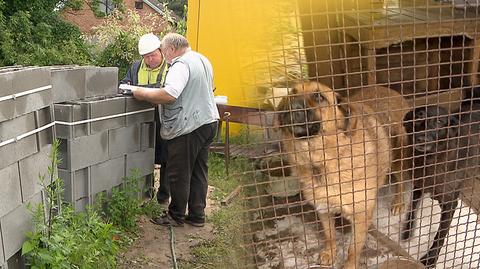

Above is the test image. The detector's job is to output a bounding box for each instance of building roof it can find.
[143,0,164,15]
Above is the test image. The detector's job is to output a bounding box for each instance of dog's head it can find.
[277,81,352,138]
[403,106,459,153]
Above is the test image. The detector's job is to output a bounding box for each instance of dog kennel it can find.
[218,0,480,268]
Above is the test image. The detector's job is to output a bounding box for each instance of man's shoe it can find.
[185,216,205,227]
[150,213,183,227]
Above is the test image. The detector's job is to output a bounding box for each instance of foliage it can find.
[92,9,165,79]
[0,0,93,66]
[22,140,121,269]
[161,0,187,18]
[100,169,143,233]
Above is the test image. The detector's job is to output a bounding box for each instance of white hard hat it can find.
[138,33,161,55]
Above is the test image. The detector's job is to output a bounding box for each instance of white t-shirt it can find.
[163,55,190,98]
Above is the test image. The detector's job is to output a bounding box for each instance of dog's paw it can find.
[318,249,335,266]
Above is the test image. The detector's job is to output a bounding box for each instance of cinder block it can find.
[0,112,39,171]
[82,96,125,134]
[126,148,155,178]
[0,163,22,217]
[19,145,52,202]
[108,124,141,158]
[125,97,154,125]
[1,192,42,260]
[0,223,4,264]
[140,122,156,151]
[74,197,89,212]
[54,103,89,139]
[85,67,118,97]
[13,67,52,118]
[0,71,15,123]
[51,67,86,103]
[58,167,89,205]
[90,156,126,196]
[35,106,54,151]
[58,131,109,171]
[139,173,154,199]
[5,250,25,269]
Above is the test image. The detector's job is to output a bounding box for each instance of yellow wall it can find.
[186,0,383,133]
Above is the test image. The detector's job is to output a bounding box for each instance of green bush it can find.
[22,140,121,269]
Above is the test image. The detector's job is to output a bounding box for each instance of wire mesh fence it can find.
[221,0,480,268]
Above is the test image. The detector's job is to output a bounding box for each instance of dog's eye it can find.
[312,92,324,103]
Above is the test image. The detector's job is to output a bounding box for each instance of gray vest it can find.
[160,51,220,140]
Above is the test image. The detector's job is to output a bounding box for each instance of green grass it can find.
[179,153,249,269]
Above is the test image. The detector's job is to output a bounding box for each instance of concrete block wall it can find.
[55,96,156,210]
[0,67,54,267]
[1,65,154,268]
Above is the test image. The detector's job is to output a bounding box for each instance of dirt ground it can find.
[117,169,219,268]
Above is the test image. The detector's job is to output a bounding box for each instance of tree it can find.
[0,0,94,66]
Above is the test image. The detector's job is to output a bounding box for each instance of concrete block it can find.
[0,163,22,217]
[90,156,125,196]
[50,67,86,103]
[58,167,89,205]
[85,66,118,97]
[140,123,156,151]
[126,148,154,178]
[5,250,25,269]
[108,124,141,159]
[0,71,15,123]
[35,106,54,151]
[74,197,89,212]
[13,67,52,118]
[58,131,109,171]
[54,103,88,139]
[82,96,125,134]
[139,173,154,199]
[0,112,38,171]
[125,97,154,125]
[1,192,42,260]
[0,222,4,264]
[18,144,52,202]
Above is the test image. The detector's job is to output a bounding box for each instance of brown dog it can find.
[277,81,392,268]
[349,86,413,215]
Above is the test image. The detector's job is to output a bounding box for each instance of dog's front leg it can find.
[343,209,373,269]
[318,213,337,266]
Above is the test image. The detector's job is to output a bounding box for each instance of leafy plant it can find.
[22,140,121,269]
[102,169,143,232]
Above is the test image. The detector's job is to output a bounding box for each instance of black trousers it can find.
[166,121,217,223]
[154,107,169,202]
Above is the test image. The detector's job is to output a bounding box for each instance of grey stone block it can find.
[140,122,156,151]
[18,144,52,202]
[58,131,109,171]
[125,97,154,125]
[1,192,42,260]
[13,67,52,118]
[0,163,22,217]
[90,156,125,196]
[58,167,89,205]
[51,67,86,103]
[74,197,89,212]
[5,250,25,269]
[0,112,39,171]
[108,124,141,159]
[126,148,154,178]
[82,96,125,134]
[85,67,118,97]
[35,106,54,151]
[54,103,89,139]
[0,71,15,123]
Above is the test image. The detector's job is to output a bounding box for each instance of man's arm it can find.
[133,87,176,104]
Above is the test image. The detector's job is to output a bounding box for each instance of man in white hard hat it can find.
[131,33,219,228]
[120,33,170,206]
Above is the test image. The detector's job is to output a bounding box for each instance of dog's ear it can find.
[403,109,415,133]
[336,96,357,134]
